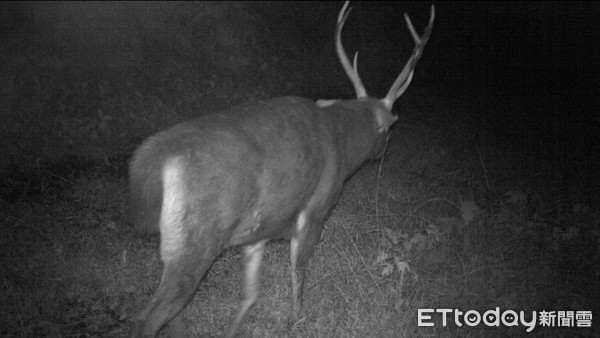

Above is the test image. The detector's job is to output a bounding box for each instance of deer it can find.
[129,1,434,337]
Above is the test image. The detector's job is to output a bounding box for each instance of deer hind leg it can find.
[131,245,218,338]
[224,239,268,338]
[289,209,324,327]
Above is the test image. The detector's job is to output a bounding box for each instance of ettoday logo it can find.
[418,308,537,332]
[419,308,593,332]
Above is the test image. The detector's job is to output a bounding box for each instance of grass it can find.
[1,86,598,338]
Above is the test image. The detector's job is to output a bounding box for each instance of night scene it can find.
[0,2,598,337]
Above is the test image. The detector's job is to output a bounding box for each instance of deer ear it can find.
[375,108,398,133]
[316,99,340,108]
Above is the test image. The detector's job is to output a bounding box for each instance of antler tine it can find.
[336,1,368,98]
[382,4,435,110]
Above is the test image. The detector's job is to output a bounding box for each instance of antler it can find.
[336,2,434,107]
[336,1,368,98]
[382,5,435,109]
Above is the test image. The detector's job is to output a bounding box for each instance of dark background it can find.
[1,1,598,172]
